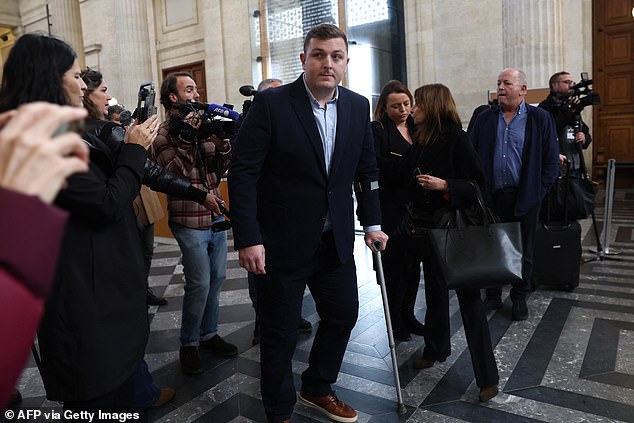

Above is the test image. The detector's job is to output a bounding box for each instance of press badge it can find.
[566,126,575,143]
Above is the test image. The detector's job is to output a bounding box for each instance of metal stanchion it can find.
[601,159,622,255]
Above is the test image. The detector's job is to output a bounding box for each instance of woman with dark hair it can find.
[400,83,499,402]
[80,68,217,305]
[0,33,161,415]
[371,80,423,341]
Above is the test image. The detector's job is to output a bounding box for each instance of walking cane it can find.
[372,241,406,414]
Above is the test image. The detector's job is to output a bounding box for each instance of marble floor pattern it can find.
[10,189,634,422]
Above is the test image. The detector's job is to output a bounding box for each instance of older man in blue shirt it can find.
[469,67,559,321]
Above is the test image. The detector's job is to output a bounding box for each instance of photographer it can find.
[150,72,237,376]
[539,71,592,177]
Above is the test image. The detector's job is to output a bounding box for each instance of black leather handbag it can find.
[541,160,596,222]
[428,185,523,290]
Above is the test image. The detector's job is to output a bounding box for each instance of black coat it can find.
[85,119,206,203]
[402,122,485,225]
[372,117,415,235]
[538,95,592,172]
[37,133,149,401]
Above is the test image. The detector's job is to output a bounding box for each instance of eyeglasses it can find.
[557,79,574,85]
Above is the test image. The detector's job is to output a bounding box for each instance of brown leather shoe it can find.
[152,387,176,408]
[298,391,357,422]
[479,384,499,402]
[413,357,435,369]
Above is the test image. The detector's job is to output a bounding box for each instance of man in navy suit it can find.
[229,24,388,423]
[469,67,559,321]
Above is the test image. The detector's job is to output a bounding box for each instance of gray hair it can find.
[257,78,282,92]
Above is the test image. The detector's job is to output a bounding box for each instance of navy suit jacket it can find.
[228,76,381,278]
[468,103,559,217]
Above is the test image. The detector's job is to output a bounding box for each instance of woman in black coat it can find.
[372,80,423,341]
[399,84,499,402]
[0,34,162,413]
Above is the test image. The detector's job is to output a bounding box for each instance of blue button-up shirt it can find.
[303,76,338,231]
[302,76,380,233]
[304,80,338,175]
[493,100,527,191]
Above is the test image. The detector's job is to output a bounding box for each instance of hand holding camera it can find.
[125,114,160,150]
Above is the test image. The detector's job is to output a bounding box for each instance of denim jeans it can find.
[169,218,227,346]
[132,360,160,409]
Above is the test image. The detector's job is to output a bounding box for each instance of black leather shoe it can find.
[512,299,529,321]
[406,319,425,336]
[200,335,238,357]
[483,297,502,311]
[413,357,435,369]
[147,288,167,306]
[298,318,312,332]
[179,346,203,375]
[479,384,499,402]
[393,329,411,342]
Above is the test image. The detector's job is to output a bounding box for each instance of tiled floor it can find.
[11,189,634,422]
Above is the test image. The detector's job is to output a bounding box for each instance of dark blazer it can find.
[468,103,559,217]
[229,75,381,277]
[37,134,149,401]
[402,123,485,222]
[372,117,414,235]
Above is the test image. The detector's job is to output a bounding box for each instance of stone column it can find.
[502,0,563,87]
[47,0,85,66]
[113,0,155,109]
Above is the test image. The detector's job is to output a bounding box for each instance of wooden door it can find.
[593,0,634,186]
[154,61,206,238]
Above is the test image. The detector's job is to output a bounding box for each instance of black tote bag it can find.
[541,159,596,222]
[428,186,523,290]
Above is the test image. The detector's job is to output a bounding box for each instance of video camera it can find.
[133,82,157,122]
[558,72,600,112]
[172,101,239,140]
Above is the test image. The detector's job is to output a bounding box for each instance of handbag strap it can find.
[468,181,495,226]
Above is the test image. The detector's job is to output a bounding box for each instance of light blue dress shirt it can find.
[493,100,527,191]
[302,76,380,233]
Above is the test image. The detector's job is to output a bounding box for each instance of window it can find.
[248,0,405,110]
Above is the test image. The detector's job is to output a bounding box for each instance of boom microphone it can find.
[239,85,258,97]
[186,101,240,121]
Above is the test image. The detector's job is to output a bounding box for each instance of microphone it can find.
[185,101,240,121]
[239,85,258,97]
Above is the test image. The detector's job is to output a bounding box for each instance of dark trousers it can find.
[140,223,155,280]
[485,189,540,302]
[381,234,422,333]
[405,233,499,388]
[63,370,147,422]
[255,231,358,421]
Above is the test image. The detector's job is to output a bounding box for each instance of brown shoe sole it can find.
[298,392,358,423]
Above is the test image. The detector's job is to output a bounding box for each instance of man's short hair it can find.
[549,71,570,90]
[303,23,348,53]
[107,104,125,119]
[160,71,194,110]
[257,78,282,92]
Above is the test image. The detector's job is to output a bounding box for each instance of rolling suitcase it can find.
[534,162,582,291]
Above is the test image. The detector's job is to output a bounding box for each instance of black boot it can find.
[147,287,167,306]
